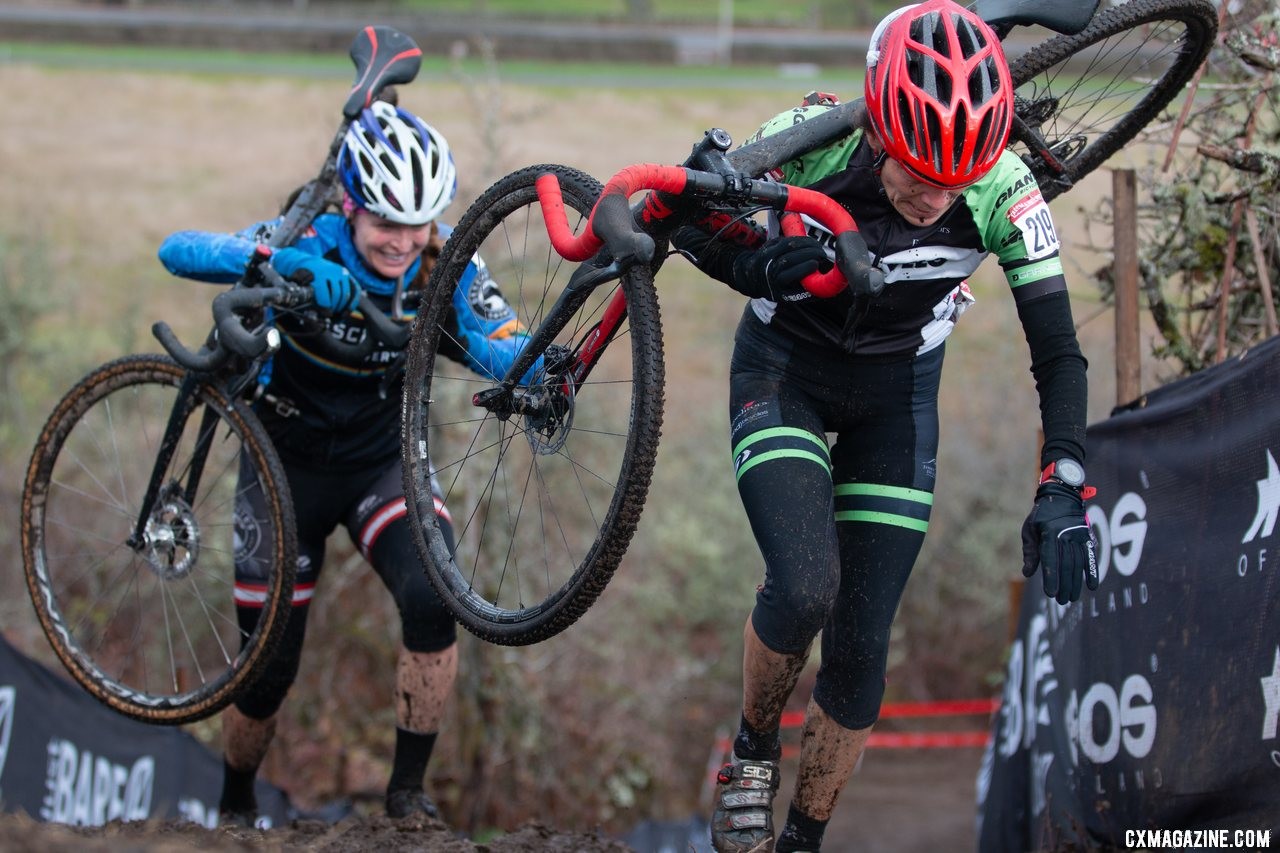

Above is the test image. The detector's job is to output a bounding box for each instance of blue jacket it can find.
[159,213,532,470]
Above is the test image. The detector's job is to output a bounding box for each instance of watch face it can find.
[1055,458,1085,487]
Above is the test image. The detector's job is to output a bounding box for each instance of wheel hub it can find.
[523,381,574,456]
[141,483,200,579]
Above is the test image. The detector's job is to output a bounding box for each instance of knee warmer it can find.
[234,602,308,720]
[371,519,457,653]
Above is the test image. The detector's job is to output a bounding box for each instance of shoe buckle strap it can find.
[737,762,777,782]
[721,790,773,810]
[727,811,771,831]
[723,760,779,786]
[735,777,775,791]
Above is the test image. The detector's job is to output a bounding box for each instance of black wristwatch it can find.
[1040,458,1086,489]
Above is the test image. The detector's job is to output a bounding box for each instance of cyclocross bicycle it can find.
[20,26,423,725]
[400,0,1217,646]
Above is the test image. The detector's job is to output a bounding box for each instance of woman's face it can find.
[349,208,432,279]
[867,134,971,227]
[877,156,967,227]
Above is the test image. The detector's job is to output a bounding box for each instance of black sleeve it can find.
[1016,289,1089,467]
[672,225,771,299]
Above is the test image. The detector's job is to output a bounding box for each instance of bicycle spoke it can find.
[1009,0,1216,202]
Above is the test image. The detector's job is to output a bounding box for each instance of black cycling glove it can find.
[731,236,832,302]
[1020,481,1098,604]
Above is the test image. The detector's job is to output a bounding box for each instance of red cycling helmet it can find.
[864,0,1014,188]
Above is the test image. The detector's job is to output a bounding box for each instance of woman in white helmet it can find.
[159,100,531,826]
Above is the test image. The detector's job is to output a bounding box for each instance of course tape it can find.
[714,698,999,761]
[778,697,999,730]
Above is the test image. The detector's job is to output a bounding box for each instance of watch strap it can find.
[1039,462,1097,500]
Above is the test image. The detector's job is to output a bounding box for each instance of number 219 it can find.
[1027,208,1058,254]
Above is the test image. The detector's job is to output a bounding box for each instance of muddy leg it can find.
[792,697,871,820]
[395,643,458,733]
[742,617,810,732]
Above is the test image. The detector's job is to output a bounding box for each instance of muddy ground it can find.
[0,748,983,851]
[0,811,630,852]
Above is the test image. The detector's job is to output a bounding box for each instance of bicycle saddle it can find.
[971,0,1100,35]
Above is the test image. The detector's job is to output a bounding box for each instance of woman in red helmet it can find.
[674,2,1096,850]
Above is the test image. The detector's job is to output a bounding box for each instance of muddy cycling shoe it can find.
[385,787,440,820]
[710,757,781,853]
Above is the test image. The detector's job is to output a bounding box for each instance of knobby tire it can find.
[402,165,666,645]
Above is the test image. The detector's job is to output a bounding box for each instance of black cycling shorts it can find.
[729,308,943,730]
[231,454,456,719]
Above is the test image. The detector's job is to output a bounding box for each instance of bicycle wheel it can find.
[1007,0,1217,202]
[21,354,296,724]
[402,164,665,645]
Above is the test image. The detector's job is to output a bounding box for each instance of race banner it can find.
[978,334,1280,850]
[0,633,291,828]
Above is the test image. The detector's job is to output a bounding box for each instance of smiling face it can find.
[349,207,432,279]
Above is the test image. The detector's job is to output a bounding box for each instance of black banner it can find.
[978,334,1280,849]
[0,633,291,828]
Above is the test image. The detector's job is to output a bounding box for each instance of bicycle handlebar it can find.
[154,251,410,373]
[536,161,881,298]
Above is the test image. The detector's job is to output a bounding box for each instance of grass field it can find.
[1,38,868,90]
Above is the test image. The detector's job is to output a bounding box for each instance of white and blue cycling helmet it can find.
[338,101,457,225]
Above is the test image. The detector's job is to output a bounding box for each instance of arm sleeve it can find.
[1016,289,1089,467]
[157,221,279,284]
[444,259,543,383]
[979,152,1087,467]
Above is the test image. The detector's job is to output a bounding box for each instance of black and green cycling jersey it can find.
[676,102,1088,467]
[744,106,1068,358]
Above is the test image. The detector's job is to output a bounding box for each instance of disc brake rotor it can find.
[141,483,200,580]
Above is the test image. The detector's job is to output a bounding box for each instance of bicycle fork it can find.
[471,258,629,422]
[1010,111,1076,195]
[127,374,221,563]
